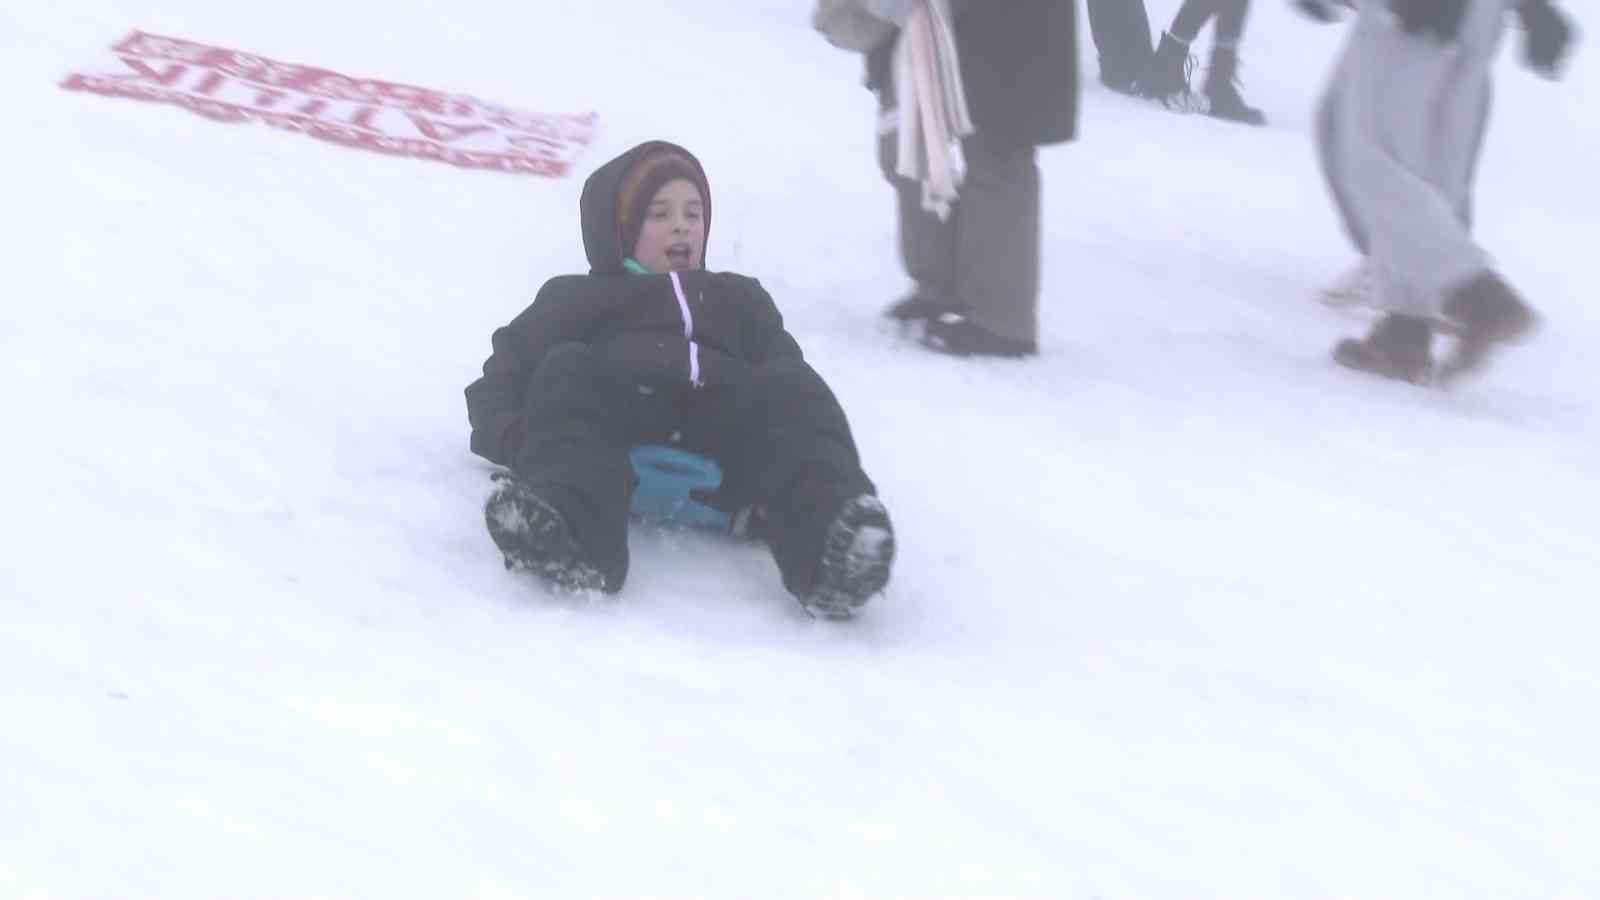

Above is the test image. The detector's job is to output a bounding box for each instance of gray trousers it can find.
[878,125,1042,345]
[1314,0,1506,317]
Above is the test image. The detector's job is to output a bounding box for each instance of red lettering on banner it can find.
[347,106,382,132]
[110,32,147,55]
[407,114,492,144]
[114,56,187,87]
[507,134,563,152]
[192,71,226,96]
[63,31,597,176]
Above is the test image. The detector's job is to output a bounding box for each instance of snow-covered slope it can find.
[3,1,1597,896]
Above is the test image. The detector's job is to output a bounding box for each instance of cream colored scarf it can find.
[891,0,974,220]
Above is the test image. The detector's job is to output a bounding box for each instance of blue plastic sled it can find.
[628,445,735,532]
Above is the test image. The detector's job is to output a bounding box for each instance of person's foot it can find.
[1333,314,1435,385]
[1203,48,1266,126]
[883,290,953,325]
[485,475,614,592]
[1100,70,1141,96]
[1204,79,1266,125]
[922,313,1037,358]
[1436,271,1538,384]
[801,495,895,619]
[1139,32,1206,113]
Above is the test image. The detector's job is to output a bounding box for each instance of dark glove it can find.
[1389,0,1468,41]
[1521,0,1575,77]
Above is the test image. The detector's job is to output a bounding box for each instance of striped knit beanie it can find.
[617,149,712,258]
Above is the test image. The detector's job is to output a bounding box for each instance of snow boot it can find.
[1203,47,1266,126]
[922,312,1037,358]
[485,475,615,593]
[802,495,896,620]
[1333,313,1435,384]
[1139,32,1204,112]
[1437,271,1539,384]
[1100,68,1141,96]
[884,290,953,325]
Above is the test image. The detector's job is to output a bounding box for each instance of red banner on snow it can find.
[61,31,597,177]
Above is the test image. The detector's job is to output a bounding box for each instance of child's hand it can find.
[1522,1,1575,78]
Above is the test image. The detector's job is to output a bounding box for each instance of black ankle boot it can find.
[1139,32,1200,110]
[921,313,1037,358]
[1204,47,1266,125]
[883,290,953,325]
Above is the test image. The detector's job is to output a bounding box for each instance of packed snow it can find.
[3,0,1598,896]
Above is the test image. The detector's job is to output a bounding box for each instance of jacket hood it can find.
[580,140,712,274]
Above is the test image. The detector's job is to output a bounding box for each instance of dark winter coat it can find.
[464,141,803,469]
[866,0,1079,147]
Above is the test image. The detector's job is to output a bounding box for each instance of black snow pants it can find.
[508,343,875,595]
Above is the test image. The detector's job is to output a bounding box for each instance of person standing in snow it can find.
[1139,0,1268,125]
[865,0,1078,358]
[464,141,895,618]
[1300,0,1575,384]
[1088,0,1156,95]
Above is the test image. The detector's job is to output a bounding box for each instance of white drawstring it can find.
[668,271,703,387]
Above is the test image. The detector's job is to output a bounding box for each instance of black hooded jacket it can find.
[464,141,804,468]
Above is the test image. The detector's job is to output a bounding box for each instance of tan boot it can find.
[1333,314,1435,385]
[1437,272,1538,384]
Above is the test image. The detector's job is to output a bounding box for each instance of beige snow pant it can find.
[878,120,1042,346]
[1315,0,1509,317]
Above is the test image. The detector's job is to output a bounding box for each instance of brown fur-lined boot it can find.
[1436,271,1538,384]
[1333,313,1435,385]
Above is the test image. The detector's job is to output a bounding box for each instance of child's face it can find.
[632,178,706,273]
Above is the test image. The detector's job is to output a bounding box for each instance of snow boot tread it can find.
[486,478,607,593]
[802,495,895,619]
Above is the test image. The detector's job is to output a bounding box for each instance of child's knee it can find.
[529,343,627,394]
